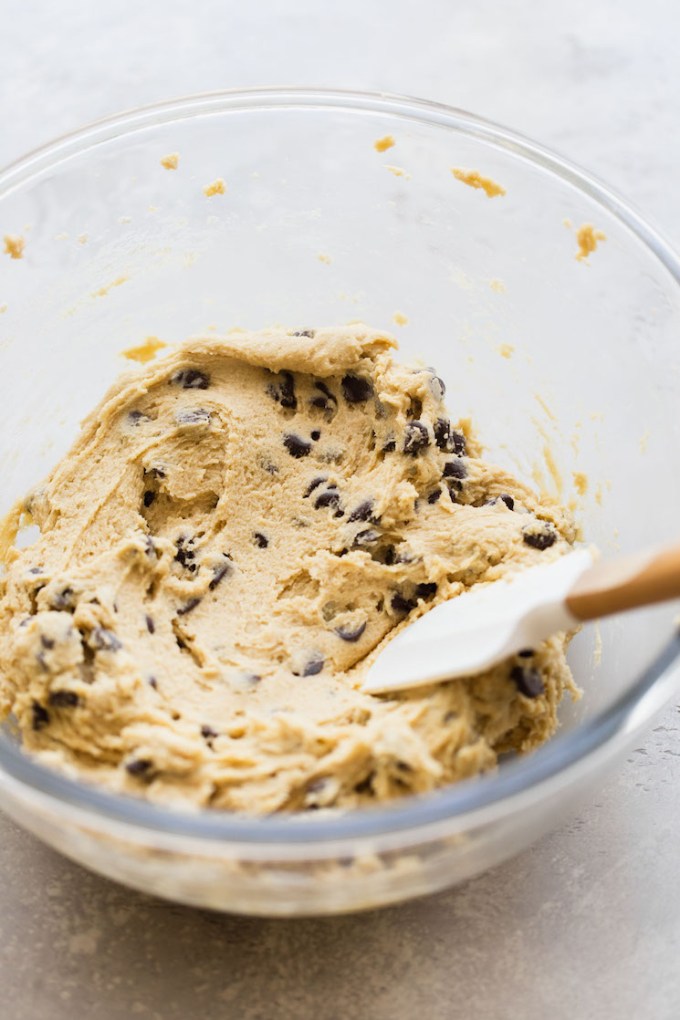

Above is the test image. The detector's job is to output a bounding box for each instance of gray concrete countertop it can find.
[1,2,679,1017]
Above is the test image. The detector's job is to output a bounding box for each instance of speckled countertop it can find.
[1,2,679,1018]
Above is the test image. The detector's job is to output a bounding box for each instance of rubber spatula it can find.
[362,543,680,695]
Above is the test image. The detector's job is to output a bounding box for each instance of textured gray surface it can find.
[1,2,680,1017]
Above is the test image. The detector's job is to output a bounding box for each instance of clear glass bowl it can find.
[1,88,679,916]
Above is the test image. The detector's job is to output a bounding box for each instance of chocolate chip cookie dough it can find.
[0,325,578,813]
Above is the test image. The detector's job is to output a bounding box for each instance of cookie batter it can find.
[0,325,577,813]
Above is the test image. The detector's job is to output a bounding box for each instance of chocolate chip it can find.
[397,548,418,564]
[278,372,297,409]
[433,418,450,450]
[40,635,55,650]
[175,408,211,425]
[500,494,515,510]
[314,490,341,511]
[335,621,367,642]
[283,433,312,458]
[353,528,380,546]
[522,523,558,551]
[452,430,467,455]
[126,758,153,776]
[310,396,332,411]
[267,370,297,410]
[144,536,158,559]
[293,653,325,677]
[403,421,430,456]
[253,532,269,548]
[517,648,535,658]
[429,374,446,400]
[143,490,156,507]
[148,676,158,689]
[27,566,44,575]
[177,597,201,616]
[391,593,417,613]
[92,627,122,652]
[511,665,545,698]
[434,420,466,454]
[427,489,442,504]
[128,410,148,426]
[341,374,373,403]
[50,587,75,611]
[31,701,50,730]
[292,329,316,338]
[171,368,210,389]
[304,476,327,498]
[173,535,199,568]
[415,582,438,600]
[354,774,374,794]
[145,614,155,634]
[201,724,218,739]
[314,381,337,404]
[407,396,423,420]
[310,430,321,441]
[348,500,375,523]
[443,458,467,480]
[143,465,166,480]
[48,690,79,708]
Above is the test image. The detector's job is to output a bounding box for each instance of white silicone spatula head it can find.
[362,542,680,695]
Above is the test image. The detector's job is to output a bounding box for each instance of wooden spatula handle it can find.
[566,543,680,621]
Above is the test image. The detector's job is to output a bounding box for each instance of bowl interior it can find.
[1,91,679,766]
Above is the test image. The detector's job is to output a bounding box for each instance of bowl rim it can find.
[2,86,680,847]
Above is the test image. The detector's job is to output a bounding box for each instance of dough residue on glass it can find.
[3,234,25,259]
[203,178,226,197]
[122,336,169,364]
[572,471,588,496]
[160,153,180,171]
[92,276,129,298]
[451,168,506,198]
[385,165,411,179]
[374,135,396,153]
[575,223,606,261]
[0,325,578,814]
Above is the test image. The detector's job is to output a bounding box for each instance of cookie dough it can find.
[0,325,578,813]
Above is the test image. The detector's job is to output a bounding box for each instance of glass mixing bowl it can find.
[1,88,679,916]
